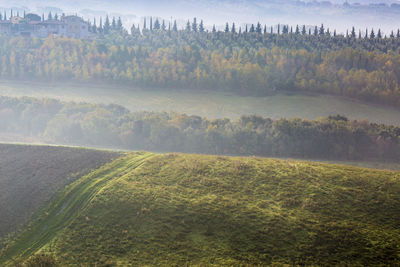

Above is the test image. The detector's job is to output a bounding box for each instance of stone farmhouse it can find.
[0,13,89,38]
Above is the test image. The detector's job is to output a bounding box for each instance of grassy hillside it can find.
[0,144,120,246]
[1,152,400,266]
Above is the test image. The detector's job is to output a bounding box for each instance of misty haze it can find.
[0,0,399,266]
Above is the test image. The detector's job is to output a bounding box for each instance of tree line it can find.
[2,30,400,106]
[0,96,399,162]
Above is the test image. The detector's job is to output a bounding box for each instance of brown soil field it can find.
[0,144,120,245]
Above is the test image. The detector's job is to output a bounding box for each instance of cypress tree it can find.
[351,26,356,38]
[256,22,262,34]
[117,17,123,30]
[199,20,204,33]
[370,28,375,39]
[263,25,267,34]
[390,30,395,38]
[295,25,300,35]
[99,17,103,33]
[92,18,97,33]
[173,20,178,32]
[319,24,325,35]
[153,18,160,30]
[143,17,147,30]
[111,17,116,29]
[334,29,337,37]
[270,26,273,34]
[48,12,52,20]
[150,17,153,31]
[250,24,255,33]
[277,24,280,34]
[302,25,306,35]
[377,29,382,39]
[104,16,111,34]
[212,25,216,33]
[365,28,368,39]
[225,22,229,33]
[397,29,400,38]
[161,20,166,31]
[186,20,191,31]
[232,23,236,34]
[192,17,198,32]
[314,26,318,36]
[245,25,248,33]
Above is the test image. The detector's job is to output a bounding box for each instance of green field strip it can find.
[0,152,155,265]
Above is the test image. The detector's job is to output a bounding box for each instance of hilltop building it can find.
[0,13,89,38]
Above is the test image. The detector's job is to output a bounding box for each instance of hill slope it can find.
[0,144,120,245]
[1,152,400,266]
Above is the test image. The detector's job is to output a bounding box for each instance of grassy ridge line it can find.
[0,152,154,265]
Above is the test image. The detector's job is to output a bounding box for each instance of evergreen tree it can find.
[351,26,356,38]
[270,26,273,34]
[161,20,166,31]
[308,28,311,35]
[326,28,330,36]
[295,25,300,35]
[377,29,382,39]
[232,23,236,34]
[199,20,204,33]
[117,17,123,30]
[48,12,52,20]
[358,30,362,39]
[319,24,324,35]
[192,17,198,32]
[212,25,216,33]
[154,18,160,30]
[390,30,394,38]
[92,18,97,33]
[112,17,117,30]
[314,26,318,36]
[365,28,368,39]
[397,29,400,38]
[370,28,375,39]
[99,17,103,33]
[173,20,178,32]
[186,20,191,31]
[302,25,306,35]
[143,17,147,30]
[54,13,58,20]
[225,22,229,33]
[150,17,153,31]
[104,16,111,34]
[256,22,262,34]
[263,25,267,34]
[277,24,280,34]
[250,24,255,33]
[334,29,337,37]
[245,25,248,33]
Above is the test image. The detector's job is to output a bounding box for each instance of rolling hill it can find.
[0,144,120,247]
[0,149,399,266]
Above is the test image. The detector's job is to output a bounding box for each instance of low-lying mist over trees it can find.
[1,96,399,162]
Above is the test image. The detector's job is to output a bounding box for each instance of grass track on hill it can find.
[0,152,154,265]
[1,152,400,266]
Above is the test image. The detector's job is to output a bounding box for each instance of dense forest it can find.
[1,18,400,106]
[1,96,399,162]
